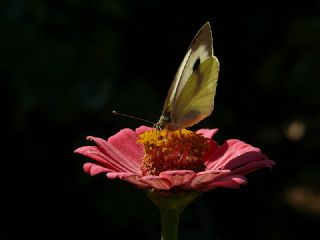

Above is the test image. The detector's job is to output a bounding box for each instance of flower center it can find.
[138,129,209,176]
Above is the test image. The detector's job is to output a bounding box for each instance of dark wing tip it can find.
[202,22,211,29]
[189,22,213,55]
[199,22,212,35]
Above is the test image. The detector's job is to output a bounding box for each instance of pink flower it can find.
[74,126,275,192]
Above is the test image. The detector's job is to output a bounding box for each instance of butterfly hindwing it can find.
[172,56,219,128]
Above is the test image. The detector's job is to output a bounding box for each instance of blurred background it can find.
[4,0,320,239]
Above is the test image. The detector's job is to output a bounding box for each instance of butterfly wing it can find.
[172,56,219,128]
[158,22,219,129]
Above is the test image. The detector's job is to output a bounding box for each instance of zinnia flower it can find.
[74,126,274,192]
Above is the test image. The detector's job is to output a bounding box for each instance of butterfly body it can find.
[156,22,219,130]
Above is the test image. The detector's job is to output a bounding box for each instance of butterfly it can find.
[155,22,220,130]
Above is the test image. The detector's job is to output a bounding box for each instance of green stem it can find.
[146,191,201,240]
[160,207,181,240]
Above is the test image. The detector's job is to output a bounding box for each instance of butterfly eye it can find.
[192,58,201,71]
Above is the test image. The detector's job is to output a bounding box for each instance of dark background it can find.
[4,1,320,239]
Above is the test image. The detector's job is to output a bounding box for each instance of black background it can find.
[4,1,320,239]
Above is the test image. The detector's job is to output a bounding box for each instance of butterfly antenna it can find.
[112,110,155,125]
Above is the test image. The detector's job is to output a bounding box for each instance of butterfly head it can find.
[155,112,173,130]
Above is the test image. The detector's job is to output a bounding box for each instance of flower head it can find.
[74,126,275,192]
[139,129,209,175]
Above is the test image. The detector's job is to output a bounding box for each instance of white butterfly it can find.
[156,22,220,130]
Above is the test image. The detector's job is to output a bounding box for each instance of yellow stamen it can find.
[138,129,209,176]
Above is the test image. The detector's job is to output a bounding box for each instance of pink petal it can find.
[205,139,265,170]
[198,175,247,191]
[228,159,275,175]
[122,176,151,189]
[75,146,125,172]
[105,173,152,189]
[139,175,172,190]
[187,170,230,189]
[83,162,112,176]
[108,128,144,166]
[86,136,139,173]
[204,140,220,165]
[159,170,196,188]
[196,128,219,139]
[135,125,153,136]
[222,141,271,170]
[106,172,137,179]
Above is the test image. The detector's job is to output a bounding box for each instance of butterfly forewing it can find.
[173,22,213,102]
